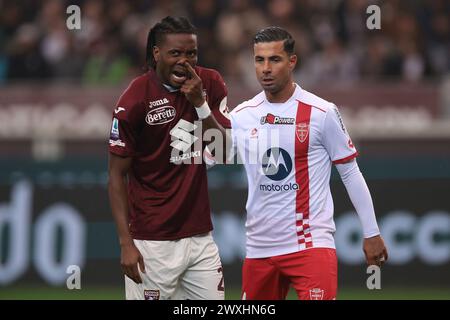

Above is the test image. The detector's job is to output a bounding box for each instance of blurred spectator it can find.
[82,36,131,85]
[6,23,52,80]
[0,0,447,85]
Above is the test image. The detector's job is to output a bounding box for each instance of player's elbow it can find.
[107,167,127,195]
[336,160,361,184]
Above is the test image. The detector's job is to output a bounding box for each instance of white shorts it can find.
[125,232,225,300]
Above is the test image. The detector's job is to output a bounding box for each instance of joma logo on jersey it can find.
[146,106,176,125]
[261,113,295,125]
[148,98,169,108]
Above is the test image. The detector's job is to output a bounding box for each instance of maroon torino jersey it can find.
[109,67,230,240]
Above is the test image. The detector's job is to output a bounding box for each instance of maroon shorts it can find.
[242,248,337,300]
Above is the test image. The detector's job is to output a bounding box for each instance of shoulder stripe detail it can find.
[234,100,264,113]
[296,100,326,113]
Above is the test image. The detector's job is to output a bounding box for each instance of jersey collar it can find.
[264,83,302,105]
[162,83,180,93]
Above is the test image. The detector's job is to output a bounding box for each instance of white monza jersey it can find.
[230,84,358,258]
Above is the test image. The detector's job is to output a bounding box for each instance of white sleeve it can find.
[322,105,358,164]
[205,112,237,168]
[226,113,238,164]
[335,160,380,238]
[203,129,235,168]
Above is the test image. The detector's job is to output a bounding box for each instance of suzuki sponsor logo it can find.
[145,106,176,125]
[169,119,202,164]
[260,113,295,125]
[170,150,201,163]
[148,98,170,108]
[170,119,198,152]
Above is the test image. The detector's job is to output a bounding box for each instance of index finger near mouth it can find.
[184,62,200,79]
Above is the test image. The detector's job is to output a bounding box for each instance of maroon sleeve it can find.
[108,80,145,157]
[205,70,231,129]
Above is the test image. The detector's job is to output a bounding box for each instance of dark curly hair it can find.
[146,16,197,69]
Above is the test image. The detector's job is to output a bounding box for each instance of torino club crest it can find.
[296,123,309,143]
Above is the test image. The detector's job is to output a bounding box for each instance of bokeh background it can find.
[0,0,449,299]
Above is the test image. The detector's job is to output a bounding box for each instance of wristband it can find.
[195,101,211,120]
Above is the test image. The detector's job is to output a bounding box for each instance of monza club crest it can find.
[309,288,324,300]
[296,123,309,143]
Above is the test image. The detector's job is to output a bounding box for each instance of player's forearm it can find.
[108,174,134,246]
[336,160,380,238]
[202,113,226,136]
[202,114,230,164]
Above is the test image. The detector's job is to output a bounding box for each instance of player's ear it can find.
[153,46,160,64]
[289,54,297,71]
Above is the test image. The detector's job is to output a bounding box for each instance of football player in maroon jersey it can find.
[108,16,230,300]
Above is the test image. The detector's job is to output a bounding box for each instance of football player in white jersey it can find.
[229,27,388,300]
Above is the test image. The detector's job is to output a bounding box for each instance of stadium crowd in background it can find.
[0,0,448,87]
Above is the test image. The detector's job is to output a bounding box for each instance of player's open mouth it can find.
[262,78,275,85]
[171,70,187,83]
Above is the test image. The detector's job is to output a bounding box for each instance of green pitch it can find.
[1,286,449,300]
